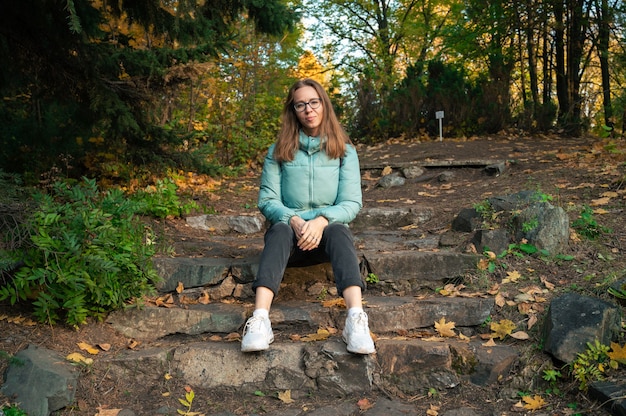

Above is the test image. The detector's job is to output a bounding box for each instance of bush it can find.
[0,178,160,326]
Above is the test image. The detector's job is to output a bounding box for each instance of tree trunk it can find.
[597,0,612,125]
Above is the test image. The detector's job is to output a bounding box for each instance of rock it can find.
[378,172,406,188]
[438,171,455,182]
[351,206,433,231]
[588,380,626,416]
[451,208,482,232]
[513,201,569,254]
[471,228,510,254]
[186,214,265,234]
[228,215,264,234]
[376,339,460,393]
[401,166,426,179]
[542,293,621,363]
[488,190,543,212]
[485,162,506,176]
[1,344,78,416]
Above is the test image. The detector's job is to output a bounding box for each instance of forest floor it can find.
[2,132,626,415]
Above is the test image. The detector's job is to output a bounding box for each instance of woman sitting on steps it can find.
[241,78,375,355]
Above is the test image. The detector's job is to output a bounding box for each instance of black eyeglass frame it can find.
[293,99,322,113]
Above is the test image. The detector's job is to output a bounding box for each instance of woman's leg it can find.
[322,223,375,354]
[242,222,294,352]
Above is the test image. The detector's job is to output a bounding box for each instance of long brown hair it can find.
[273,79,351,162]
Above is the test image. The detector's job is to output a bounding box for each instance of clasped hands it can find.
[290,215,328,251]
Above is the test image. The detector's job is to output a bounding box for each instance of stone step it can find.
[105,295,503,398]
[107,295,493,341]
[185,206,436,235]
[101,337,518,400]
[153,250,478,296]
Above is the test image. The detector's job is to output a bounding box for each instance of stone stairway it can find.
[104,202,521,401]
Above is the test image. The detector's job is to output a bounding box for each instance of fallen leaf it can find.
[490,319,516,340]
[434,317,456,337]
[522,394,546,410]
[495,293,506,307]
[527,314,538,329]
[502,270,521,284]
[381,166,393,176]
[301,328,331,342]
[591,196,611,206]
[608,342,626,364]
[482,338,497,347]
[357,398,374,411]
[66,352,93,365]
[426,404,440,415]
[95,407,122,416]
[77,342,99,355]
[176,281,185,294]
[198,291,210,305]
[98,343,111,352]
[277,390,295,404]
[510,331,529,340]
[321,298,346,308]
[127,339,139,349]
[224,332,241,341]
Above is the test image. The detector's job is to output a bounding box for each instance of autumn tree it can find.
[0,0,298,179]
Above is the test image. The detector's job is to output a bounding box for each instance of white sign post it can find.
[435,111,444,141]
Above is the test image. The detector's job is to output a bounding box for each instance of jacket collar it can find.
[299,130,323,155]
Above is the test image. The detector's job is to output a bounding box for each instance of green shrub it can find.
[572,206,611,240]
[132,177,198,218]
[0,178,160,326]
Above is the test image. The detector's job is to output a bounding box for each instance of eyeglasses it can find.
[293,99,322,112]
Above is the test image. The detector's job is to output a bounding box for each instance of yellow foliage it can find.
[434,317,456,337]
[490,319,516,340]
[608,342,626,364]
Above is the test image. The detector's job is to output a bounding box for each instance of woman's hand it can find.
[291,216,328,251]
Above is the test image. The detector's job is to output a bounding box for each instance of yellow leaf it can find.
[176,281,185,294]
[164,373,173,380]
[278,390,295,404]
[591,196,611,206]
[301,328,331,342]
[381,166,393,176]
[434,317,456,337]
[490,319,516,340]
[66,352,93,365]
[502,270,521,284]
[77,342,99,355]
[608,342,626,364]
[426,404,440,415]
[321,298,346,308]
[522,394,546,410]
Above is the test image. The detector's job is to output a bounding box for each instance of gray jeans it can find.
[252,222,364,296]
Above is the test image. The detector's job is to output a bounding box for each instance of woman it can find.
[241,79,375,355]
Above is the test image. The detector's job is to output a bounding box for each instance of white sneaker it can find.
[342,311,376,354]
[241,315,274,352]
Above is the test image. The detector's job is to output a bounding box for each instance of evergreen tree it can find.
[0,0,298,178]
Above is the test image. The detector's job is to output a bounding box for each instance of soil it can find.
[2,133,626,415]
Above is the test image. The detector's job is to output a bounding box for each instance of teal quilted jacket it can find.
[258,131,362,225]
